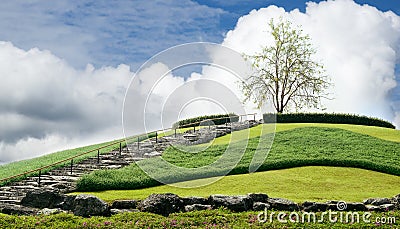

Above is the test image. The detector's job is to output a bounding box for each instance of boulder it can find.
[267,198,299,211]
[111,200,138,209]
[20,190,65,209]
[73,194,109,217]
[0,204,38,215]
[379,204,395,212]
[345,202,367,211]
[138,193,184,216]
[182,196,208,206]
[184,204,212,212]
[392,194,400,209]
[253,202,270,211]
[208,194,253,212]
[247,193,269,203]
[58,195,76,211]
[302,202,329,212]
[363,198,392,206]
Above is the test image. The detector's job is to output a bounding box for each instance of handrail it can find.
[0,113,256,184]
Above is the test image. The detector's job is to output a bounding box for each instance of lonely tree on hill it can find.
[242,18,331,113]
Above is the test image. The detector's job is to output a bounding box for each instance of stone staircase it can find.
[0,121,260,209]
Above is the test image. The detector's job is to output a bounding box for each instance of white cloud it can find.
[0,42,131,163]
[222,0,400,125]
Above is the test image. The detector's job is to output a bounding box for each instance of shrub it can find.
[172,113,240,128]
[263,113,395,129]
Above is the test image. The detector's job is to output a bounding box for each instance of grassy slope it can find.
[77,166,400,203]
[76,126,400,191]
[210,123,400,145]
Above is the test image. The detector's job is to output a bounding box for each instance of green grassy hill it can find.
[76,124,400,196]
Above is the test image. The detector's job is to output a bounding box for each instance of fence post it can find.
[137,136,140,150]
[253,114,256,121]
[240,115,242,122]
[174,129,177,138]
[70,159,73,175]
[38,170,41,187]
[119,142,122,155]
[97,149,100,164]
[155,131,158,143]
[193,126,196,133]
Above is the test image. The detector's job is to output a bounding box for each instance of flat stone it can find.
[111,200,138,209]
[208,194,253,212]
[363,198,392,206]
[267,198,299,211]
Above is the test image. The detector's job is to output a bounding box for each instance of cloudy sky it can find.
[0,0,399,163]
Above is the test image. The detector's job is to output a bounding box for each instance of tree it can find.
[241,18,331,113]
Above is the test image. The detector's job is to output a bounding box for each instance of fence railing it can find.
[0,113,257,186]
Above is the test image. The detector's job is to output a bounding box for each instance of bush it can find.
[172,113,240,128]
[263,113,395,129]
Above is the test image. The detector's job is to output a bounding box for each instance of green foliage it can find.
[172,113,240,128]
[263,113,395,129]
[77,127,400,191]
[0,210,398,228]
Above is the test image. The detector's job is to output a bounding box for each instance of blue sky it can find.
[0,0,398,70]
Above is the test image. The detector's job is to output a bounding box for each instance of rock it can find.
[144,152,162,157]
[58,195,76,211]
[110,209,138,215]
[184,204,212,212]
[392,194,400,209]
[253,202,270,211]
[345,202,367,211]
[20,190,65,209]
[0,204,38,215]
[366,205,381,211]
[302,202,329,212]
[111,200,138,209]
[182,196,208,205]
[247,193,269,203]
[73,194,109,217]
[363,198,391,206]
[37,208,66,215]
[208,194,253,212]
[138,193,184,216]
[379,204,395,211]
[267,198,299,211]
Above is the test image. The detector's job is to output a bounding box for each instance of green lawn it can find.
[76,126,400,191]
[75,166,400,203]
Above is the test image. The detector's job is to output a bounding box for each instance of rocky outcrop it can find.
[111,200,137,209]
[267,198,299,211]
[20,190,65,209]
[73,194,109,217]
[363,197,392,206]
[138,193,184,216]
[208,194,253,212]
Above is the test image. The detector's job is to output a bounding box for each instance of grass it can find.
[75,166,400,203]
[0,210,398,228]
[209,123,400,145]
[76,126,400,191]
